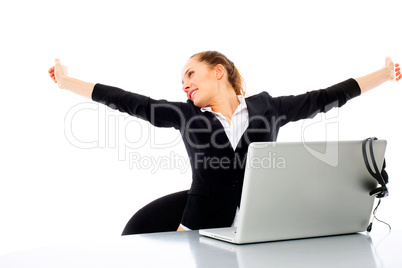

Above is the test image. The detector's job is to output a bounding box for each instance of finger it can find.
[395,63,399,68]
[395,67,400,72]
[48,66,55,73]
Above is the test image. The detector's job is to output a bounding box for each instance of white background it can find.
[0,0,401,255]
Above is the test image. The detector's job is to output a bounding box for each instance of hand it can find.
[385,57,401,82]
[48,59,69,89]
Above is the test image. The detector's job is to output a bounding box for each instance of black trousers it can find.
[121,190,189,235]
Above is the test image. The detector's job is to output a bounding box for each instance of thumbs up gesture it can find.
[48,59,69,89]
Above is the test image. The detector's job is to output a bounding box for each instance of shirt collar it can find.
[200,95,247,114]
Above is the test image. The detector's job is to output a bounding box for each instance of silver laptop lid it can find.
[236,140,386,243]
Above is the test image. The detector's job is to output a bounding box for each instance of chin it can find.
[191,96,200,106]
[192,98,207,108]
[192,100,202,108]
[192,94,207,108]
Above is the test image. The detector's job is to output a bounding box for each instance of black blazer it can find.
[92,78,361,230]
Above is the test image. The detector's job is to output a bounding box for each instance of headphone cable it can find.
[366,199,391,233]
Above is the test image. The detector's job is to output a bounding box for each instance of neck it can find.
[209,88,239,121]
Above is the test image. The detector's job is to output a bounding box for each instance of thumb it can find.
[55,58,61,68]
[385,56,394,68]
[54,58,69,76]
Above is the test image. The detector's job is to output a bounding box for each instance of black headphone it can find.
[362,137,389,198]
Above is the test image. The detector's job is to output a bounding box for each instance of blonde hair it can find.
[190,51,246,95]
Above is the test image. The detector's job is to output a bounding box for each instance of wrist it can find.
[59,76,95,99]
[383,66,395,81]
[374,67,393,84]
[56,74,69,89]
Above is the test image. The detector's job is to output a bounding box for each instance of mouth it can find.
[188,89,198,100]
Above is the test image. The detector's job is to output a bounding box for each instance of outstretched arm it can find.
[355,57,401,94]
[49,59,186,129]
[48,59,95,99]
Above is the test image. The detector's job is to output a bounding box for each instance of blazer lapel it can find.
[245,93,266,133]
[201,93,268,152]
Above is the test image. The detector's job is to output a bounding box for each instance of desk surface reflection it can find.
[0,230,401,267]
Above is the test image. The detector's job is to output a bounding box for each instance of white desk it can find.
[0,230,401,267]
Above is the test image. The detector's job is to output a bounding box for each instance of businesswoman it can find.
[49,51,401,234]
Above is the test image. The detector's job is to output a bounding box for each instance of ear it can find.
[215,64,225,80]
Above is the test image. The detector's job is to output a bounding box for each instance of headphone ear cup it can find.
[381,169,388,184]
[381,159,388,184]
[369,187,384,198]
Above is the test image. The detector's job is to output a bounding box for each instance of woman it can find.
[49,51,401,234]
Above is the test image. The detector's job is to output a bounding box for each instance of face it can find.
[181,57,220,107]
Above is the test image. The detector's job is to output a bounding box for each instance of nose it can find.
[182,80,190,92]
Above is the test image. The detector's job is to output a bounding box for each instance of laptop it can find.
[199,140,387,244]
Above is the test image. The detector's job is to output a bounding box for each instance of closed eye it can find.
[181,70,194,85]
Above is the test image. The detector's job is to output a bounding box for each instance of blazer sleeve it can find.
[91,83,187,129]
[271,78,361,126]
